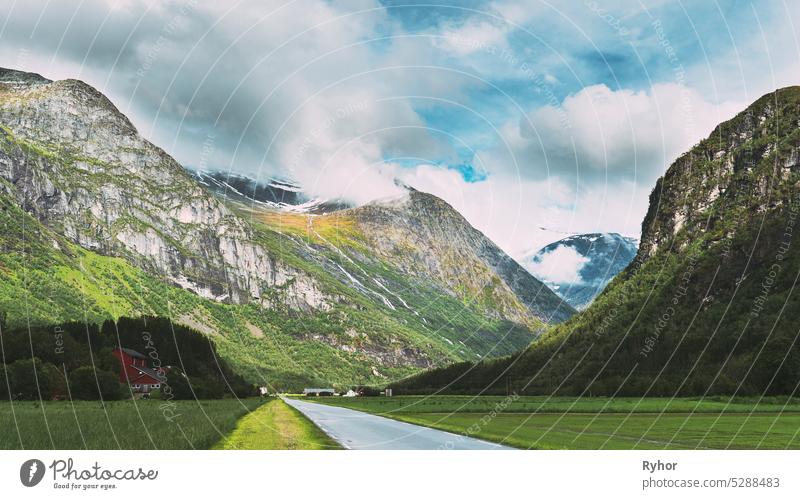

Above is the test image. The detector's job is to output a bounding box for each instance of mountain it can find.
[0,68,327,308]
[525,233,638,309]
[391,86,800,397]
[352,189,574,325]
[0,67,572,389]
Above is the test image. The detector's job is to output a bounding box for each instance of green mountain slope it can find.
[392,86,800,397]
[0,67,572,389]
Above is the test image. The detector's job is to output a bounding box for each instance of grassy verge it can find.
[309,395,800,449]
[213,398,341,450]
[0,398,266,449]
[391,412,800,449]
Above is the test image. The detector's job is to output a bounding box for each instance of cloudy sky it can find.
[1,0,798,262]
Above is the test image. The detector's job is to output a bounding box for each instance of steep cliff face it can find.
[392,86,800,397]
[0,68,327,309]
[351,189,574,326]
[639,88,800,260]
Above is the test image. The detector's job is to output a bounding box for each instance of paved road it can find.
[283,397,510,450]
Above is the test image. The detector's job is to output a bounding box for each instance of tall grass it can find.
[310,395,800,449]
[0,398,266,449]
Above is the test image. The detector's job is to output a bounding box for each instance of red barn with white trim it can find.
[112,348,164,393]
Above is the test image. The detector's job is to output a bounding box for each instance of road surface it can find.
[283,397,511,450]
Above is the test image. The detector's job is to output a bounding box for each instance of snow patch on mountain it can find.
[525,233,638,309]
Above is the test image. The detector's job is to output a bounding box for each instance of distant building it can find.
[343,389,358,397]
[112,348,164,394]
[303,388,335,396]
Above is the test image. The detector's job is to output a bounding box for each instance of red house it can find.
[112,348,164,393]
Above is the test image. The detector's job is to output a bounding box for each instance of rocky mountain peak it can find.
[0,67,51,88]
[0,69,141,163]
[0,69,328,310]
[638,85,800,261]
[351,187,575,325]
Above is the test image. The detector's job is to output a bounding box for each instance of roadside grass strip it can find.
[213,398,341,450]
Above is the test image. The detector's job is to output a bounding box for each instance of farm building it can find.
[303,388,335,396]
[112,348,165,393]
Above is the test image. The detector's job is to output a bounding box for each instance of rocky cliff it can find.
[351,189,574,325]
[639,88,800,259]
[0,68,326,310]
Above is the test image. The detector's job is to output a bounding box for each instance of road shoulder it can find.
[213,398,342,450]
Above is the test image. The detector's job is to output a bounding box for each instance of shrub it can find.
[7,358,60,400]
[0,364,7,399]
[69,366,124,400]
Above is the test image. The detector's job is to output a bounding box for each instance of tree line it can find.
[0,316,256,401]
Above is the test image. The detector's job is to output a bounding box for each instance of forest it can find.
[0,315,256,400]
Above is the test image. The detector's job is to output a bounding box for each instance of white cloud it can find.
[489,0,543,26]
[0,0,467,183]
[397,165,648,261]
[1,0,792,265]
[489,83,745,185]
[526,245,590,284]
[295,141,406,206]
[437,19,510,56]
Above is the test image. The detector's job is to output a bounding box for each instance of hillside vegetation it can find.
[392,86,800,397]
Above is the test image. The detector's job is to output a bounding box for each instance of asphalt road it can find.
[283,397,511,450]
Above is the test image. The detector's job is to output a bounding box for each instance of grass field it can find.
[308,395,800,449]
[0,398,267,449]
[213,398,340,450]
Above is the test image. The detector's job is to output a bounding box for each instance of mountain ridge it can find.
[349,189,575,325]
[189,169,352,214]
[0,67,573,388]
[0,68,327,309]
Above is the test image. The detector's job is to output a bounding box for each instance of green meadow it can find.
[307,395,800,449]
[0,398,266,449]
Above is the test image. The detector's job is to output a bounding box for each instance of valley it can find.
[0,67,573,390]
[0,67,798,455]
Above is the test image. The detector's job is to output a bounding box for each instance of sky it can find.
[1,0,799,263]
